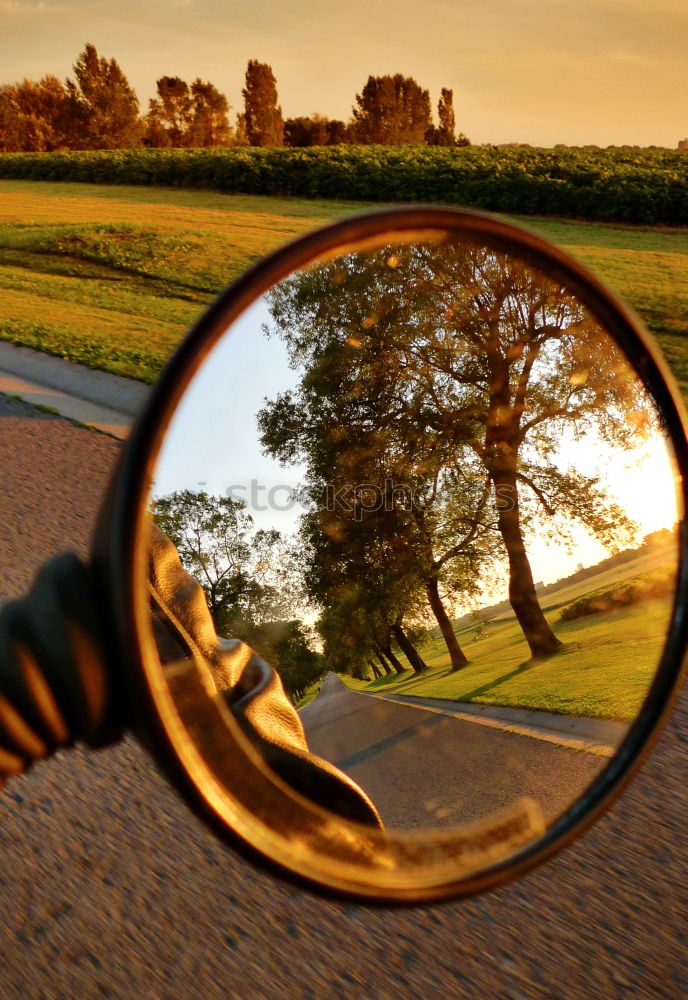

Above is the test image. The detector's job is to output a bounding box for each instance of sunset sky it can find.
[1,0,687,148]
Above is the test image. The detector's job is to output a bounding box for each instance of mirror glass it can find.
[143,230,681,840]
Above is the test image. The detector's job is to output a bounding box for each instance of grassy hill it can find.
[1,179,687,391]
[342,541,677,722]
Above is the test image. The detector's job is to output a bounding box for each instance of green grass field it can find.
[341,593,673,722]
[341,549,677,722]
[1,179,683,722]
[1,179,687,389]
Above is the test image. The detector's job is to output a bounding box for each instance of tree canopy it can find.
[66,43,143,149]
[152,490,321,701]
[242,60,283,147]
[0,76,69,152]
[352,74,432,144]
[146,76,231,147]
[257,236,648,663]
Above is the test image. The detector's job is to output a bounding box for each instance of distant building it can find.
[534,580,544,591]
[679,138,688,150]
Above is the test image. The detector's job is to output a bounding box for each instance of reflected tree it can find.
[258,239,646,660]
[152,490,293,634]
[152,490,318,700]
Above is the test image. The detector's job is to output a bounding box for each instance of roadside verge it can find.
[0,341,149,438]
[361,690,629,757]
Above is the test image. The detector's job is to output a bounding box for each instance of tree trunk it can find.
[368,659,382,680]
[380,640,406,675]
[374,642,397,675]
[374,651,393,676]
[426,575,468,671]
[495,468,562,658]
[391,623,428,673]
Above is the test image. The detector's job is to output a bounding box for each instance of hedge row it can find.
[559,568,675,621]
[1,145,687,224]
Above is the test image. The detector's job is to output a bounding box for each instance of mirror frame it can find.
[92,205,688,902]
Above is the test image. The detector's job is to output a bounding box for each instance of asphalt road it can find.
[0,393,686,1000]
[300,674,605,830]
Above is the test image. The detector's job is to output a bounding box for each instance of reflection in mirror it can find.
[146,232,681,837]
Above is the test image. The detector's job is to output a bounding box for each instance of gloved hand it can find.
[147,525,382,828]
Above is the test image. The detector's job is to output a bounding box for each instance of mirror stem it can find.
[0,554,125,785]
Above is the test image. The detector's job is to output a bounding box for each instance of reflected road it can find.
[301,673,605,829]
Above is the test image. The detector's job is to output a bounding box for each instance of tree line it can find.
[0,44,470,153]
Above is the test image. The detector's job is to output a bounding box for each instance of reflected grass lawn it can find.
[342,594,673,722]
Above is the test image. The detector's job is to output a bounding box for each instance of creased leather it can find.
[148,525,382,828]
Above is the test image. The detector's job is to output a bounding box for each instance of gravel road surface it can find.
[0,394,686,1000]
[300,673,605,830]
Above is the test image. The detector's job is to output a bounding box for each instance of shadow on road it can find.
[335,713,445,770]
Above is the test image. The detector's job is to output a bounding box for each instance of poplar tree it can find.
[65,43,142,149]
[242,60,283,147]
[437,88,456,146]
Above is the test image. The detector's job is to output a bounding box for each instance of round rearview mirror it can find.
[1,207,687,903]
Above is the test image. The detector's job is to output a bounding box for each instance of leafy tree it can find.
[284,115,350,146]
[437,88,456,146]
[146,76,193,147]
[284,114,328,147]
[352,74,431,144]
[189,79,232,146]
[146,76,232,148]
[242,60,283,147]
[0,76,69,151]
[318,600,370,680]
[325,119,351,144]
[316,590,422,680]
[248,620,325,703]
[152,490,293,636]
[284,116,323,147]
[257,239,645,660]
[305,438,491,671]
[65,43,143,149]
[314,555,428,677]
